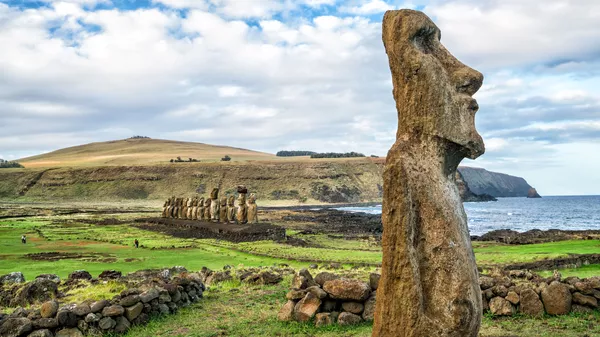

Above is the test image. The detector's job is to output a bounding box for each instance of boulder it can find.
[12,279,58,306]
[574,282,594,295]
[55,328,83,337]
[102,305,124,317]
[505,291,519,305]
[120,295,140,307]
[337,312,362,326]
[323,279,370,301]
[362,294,376,321]
[369,273,380,291]
[306,286,327,299]
[98,270,122,280]
[32,318,58,329]
[492,285,508,297]
[40,301,58,318]
[341,301,364,314]
[489,297,514,316]
[139,289,159,303]
[478,276,495,290]
[205,271,232,285]
[286,289,307,300]
[315,312,334,327]
[277,301,296,322]
[98,317,116,330]
[72,304,91,317]
[131,313,150,326]
[84,313,100,324]
[158,304,170,315]
[90,300,109,313]
[293,292,321,322]
[67,271,92,281]
[56,311,77,328]
[0,272,26,284]
[314,272,339,287]
[35,274,60,284]
[27,329,53,337]
[114,316,131,334]
[0,318,33,337]
[125,303,144,322]
[572,292,598,308]
[541,282,572,315]
[572,304,594,314]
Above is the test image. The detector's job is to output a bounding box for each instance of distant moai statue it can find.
[373,10,485,337]
[236,185,248,224]
[203,198,211,221]
[168,197,176,218]
[227,196,236,223]
[174,198,181,219]
[186,197,194,219]
[181,198,188,220]
[191,197,198,220]
[247,193,258,224]
[210,188,220,222]
[162,199,169,218]
[197,197,205,220]
[219,196,228,223]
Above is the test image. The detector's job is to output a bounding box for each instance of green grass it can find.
[473,240,600,266]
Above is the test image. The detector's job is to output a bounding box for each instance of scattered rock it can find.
[102,305,124,317]
[478,276,495,290]
[0,272,26,285]
[294,292,321,322]
[98,270,122,280]
[341,302,364,314]
[13,279,58,306]
[40,301,59,318]
[277,300,296,322]
[55,328,83,337]
[35,274,60,284]
[114,316,131,334]
[125,303,144,322]
[0,318,33,337]
[489,297,514,316]
[98,317,116,330]
[120,295,140,307]
[139,289,159,303]
[84,313,100,324]
[369,273,380,291]
[572,292,598,308]
[519,289,544,317]
[505,291,519,305]
[314,272,339,287]
[205,271,232,285]
[67,271,92,281]
[72,304,91,317]
[323,279,370,301]
[572,304,594,314]
[33,318,58,329]
[90,300,109,313]
[362,294,376,321]
[541,282,572,315]
[286,289,307,300]
[306,286,327,299]
[56,310,77,328]
[337,312,362,326]
[315,312,334,327]
[27,329,53,337]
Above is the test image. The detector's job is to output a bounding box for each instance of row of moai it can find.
[161,185,258,224]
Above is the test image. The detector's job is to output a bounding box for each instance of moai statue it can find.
[197,197,205,220]
[210,188,220,222]
[246,193,258,224]
[181,198,188,220]
[186,197,194,219]
[373,10,485,337]
[162,198,169,218]
[173,198,180,219]
[179,198,186,219]
[236,185,248,224]
[203,197,211,221]
[227,195,236,223]
[168,197,175,218]
[219,196,228,223]
[191,197,198,220]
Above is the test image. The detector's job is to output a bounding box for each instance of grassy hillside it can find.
[18,138,277,167]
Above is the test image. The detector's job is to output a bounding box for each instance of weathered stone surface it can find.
[56,311,77,328]
[306,286,327,299]
[114,316,131,334]
[205,272,232,285]
[342,301,364,314]
[322,300,337,313]
[541,282,572,315]
[13,279,58,306]
[369,273,380,291]
[337,312,362,326]
[33,318,58,329]
[120,295,140,307]
[98,317,116,330]
[373,9,485,337]
[315,312,334,327]
[72,304,91,317]
[489,297,514,316]
[362,294,376,321]
[35,274,61,284]
[90,300,109,313]
[1,318,32,337]
[55,328,83,337]
[27,329,53,337]
[0,272,26,284]
[323,279,370,301]
[572,292,598,308]
[247,193,258,223]
[40,301,59,318]
[139,289,159,303]
[125,303,144,322]
[131,313,150,326]
[84,313,100,324]
[101,305,124,317]
[293,292,321,322]
[98,270,122,280]
[286,289,307,300]
[314,272,338,287]
[572,304,594,314]
[505,291,520,305]
[67,271,92,281]
[277,300,296,322]
[158,304,170,315]
[519,289,544,317]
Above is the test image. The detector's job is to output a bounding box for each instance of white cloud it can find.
[151,0,209,9]
[341,0,395,14]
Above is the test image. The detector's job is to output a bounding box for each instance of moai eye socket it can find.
[412,25,439,54]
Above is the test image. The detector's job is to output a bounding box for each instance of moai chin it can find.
[236,185,248,224]
[246,193,258,224]
[210,188,220,222]
[372,10,485,337]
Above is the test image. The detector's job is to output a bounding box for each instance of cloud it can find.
[340,0,395,14]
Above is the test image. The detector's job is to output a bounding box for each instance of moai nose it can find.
[452,67,483,96]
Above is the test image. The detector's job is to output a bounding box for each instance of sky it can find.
[0,0,599,195]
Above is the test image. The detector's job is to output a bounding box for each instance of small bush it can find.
[0,159,24,168]
[221,155,231,161]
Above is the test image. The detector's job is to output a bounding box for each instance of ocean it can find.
[335,195,600,236]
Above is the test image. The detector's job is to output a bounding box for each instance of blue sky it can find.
[0,0,599,195]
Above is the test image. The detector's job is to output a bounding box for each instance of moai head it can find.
[220,196,227,207]
[382,9,484,160]
[247,193,257,204]
[228,195,235,206]
[237,185,248,194]
[198,197,204,206]
[210,188,219,200]
[204,198,211,207]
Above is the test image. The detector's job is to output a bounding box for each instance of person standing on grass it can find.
[21,235,26,244]
[134,239,139,248]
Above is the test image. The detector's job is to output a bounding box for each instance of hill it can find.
[458,167,535,197]
[18,138,276,168]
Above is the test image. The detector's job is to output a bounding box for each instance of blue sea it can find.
[336,196,600,236]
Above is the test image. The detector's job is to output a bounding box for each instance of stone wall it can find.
[277,269,600,326]
[0,270,205,337]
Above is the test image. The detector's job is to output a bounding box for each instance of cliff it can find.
[457,167,537,197]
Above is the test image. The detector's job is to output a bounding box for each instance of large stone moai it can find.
[162,199,169,218]
[236,185,248,224]
[197,197,205,220]
[168,196,176,218]
[227,196,236,223]
[373,10,485,337]
[203,197,211,221]
[246,193,258,224]
[210,188,220,222]
[219,196,228,223]
[187,197,194,219]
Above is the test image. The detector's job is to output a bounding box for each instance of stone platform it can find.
[135,218,286,243]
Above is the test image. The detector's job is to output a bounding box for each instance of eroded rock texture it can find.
[373,9,485,337]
